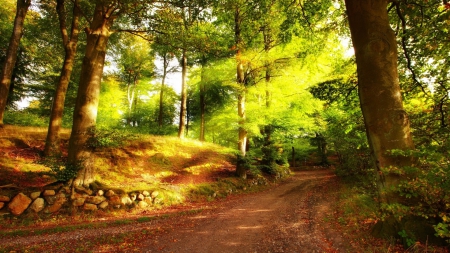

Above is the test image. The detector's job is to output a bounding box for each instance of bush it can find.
[4,110,48,127]
[384,148,450,242]
[86,127,137,149]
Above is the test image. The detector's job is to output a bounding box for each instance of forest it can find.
[0,0,449,251]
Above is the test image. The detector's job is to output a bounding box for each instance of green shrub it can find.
[4,110,48,127]
[87,127,137,149]
[384,148,450,242]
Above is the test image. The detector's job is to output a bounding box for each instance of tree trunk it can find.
[199,64,206,142]
[177,49,187,138]
[44,0,81,156]
[0,0,31,127]
[158,54,168,129]
[345,0,414,190]
[68,3,115,188]
[235,7,247,179]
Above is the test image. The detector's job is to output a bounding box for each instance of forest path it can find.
[1,168,353,252]
[143,168,351,253]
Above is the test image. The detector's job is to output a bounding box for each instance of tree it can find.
[115,34,154,126]
[0,0,31,127]
[344,0,415,193]
[44,0,81,156]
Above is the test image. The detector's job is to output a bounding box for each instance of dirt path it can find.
[1,169,352,252]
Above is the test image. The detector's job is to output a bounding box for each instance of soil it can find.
[0,168,353,252]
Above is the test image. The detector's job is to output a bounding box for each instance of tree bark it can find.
[344,0,414,190]
[44,0,81,156]
[158,54,169,128]
[178,49,188,138]
[68,2,116,188]
[199,65,206,142]
[0,0,31,127]
[235,7,247,179]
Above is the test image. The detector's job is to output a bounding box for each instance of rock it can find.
[30,191,41,200]
[29,198,45,213]
[86,196,106,205]
[43,190,56,196]
[83,203,97,211]
[97,190,104,196]
[142,191,150,197]
[75,186,93,196]
[151,191,159,198]
[45,196,57,205]
[137,193,145,201]
[105,190,115,197]
[99,201,108,209]
[138,201,148,209]
[109,195,121,206]
[121,196,133,206]
[72,198,85,207]
[47,197,66,213]
[0,202,4,209]
[8,193,32,216]
[0,195,10,202]
[144,197,152,205]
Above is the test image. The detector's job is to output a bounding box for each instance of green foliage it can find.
[86,127,137,149]
[398,229,416,248]
[382,148,450,242]
[40,157,80,182]
[4,110,48,127]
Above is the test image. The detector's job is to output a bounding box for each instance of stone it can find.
[137,194,145,201]
[75,186,93,196]
[105,190,115,197]
[86,196,106,205]
[151,191,159,198]
[109,195,121,205]
[121,196,133,206]
[30,191,41,200]
[99,201,108,209]
[144,197,152,205]
[130,193,137,201]
[45,196,57,205]
[83,203,97,211]
[142,191,150,197]
[47,198,66,213]
[29,198,45,213]
[0,195,10,202]
[43,190,56,196]
[97,190,104,196]
[8,193,32,216]
[72,198,85,207]
[0,202,4,209]
[138,201,148,209]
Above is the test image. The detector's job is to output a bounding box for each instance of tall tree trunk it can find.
[235,7,247,179]
[44,0,81,156]
[177,49,187,138]
[158,54,168,128]
[199,63,206,142]
[0,0,31,127]
[345,0,414,192]
[68,3,115,188]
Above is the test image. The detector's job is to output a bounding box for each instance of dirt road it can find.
[1,169,352,252]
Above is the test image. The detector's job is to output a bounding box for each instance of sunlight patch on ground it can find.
[237,225,263,230]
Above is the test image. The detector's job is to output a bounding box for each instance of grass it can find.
[0,125,270,228]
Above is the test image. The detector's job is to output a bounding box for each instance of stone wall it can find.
[0,184,160,216]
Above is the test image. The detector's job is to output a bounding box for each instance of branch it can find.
[395,3,429,95]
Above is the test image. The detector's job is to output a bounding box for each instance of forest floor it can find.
[0,126,448,252]
[1,168,358,252]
